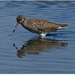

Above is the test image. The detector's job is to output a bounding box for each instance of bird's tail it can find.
[57,24,68,29]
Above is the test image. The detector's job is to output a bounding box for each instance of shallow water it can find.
[0,1,75,74]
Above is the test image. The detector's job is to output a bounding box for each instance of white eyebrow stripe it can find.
[20,19,24,23]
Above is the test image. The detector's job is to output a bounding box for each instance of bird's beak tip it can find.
[13,23,19,33]
[13,28,16,33]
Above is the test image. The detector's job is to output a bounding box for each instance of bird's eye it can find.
[19,19,22,21]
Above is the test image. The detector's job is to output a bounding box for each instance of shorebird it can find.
[13,15,68,38]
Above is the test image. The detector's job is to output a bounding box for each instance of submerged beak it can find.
[13,23,19,33]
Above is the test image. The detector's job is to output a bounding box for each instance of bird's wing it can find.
[26,18,58,32]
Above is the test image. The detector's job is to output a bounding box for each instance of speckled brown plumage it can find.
[13,15,68,37]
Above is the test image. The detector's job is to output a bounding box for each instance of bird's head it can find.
[13,15,26,33]
[16,15,25,24]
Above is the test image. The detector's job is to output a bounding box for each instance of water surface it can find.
[0,1,75,74]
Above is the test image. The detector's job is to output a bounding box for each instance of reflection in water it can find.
[13,37,67,58]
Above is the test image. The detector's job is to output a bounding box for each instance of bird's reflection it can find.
[13,37,67,58]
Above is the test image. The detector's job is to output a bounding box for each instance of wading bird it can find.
[13,15,68,38]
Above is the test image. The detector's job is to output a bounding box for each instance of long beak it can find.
[13,23,19,33]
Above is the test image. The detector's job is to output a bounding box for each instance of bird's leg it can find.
[40,33,47,38]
